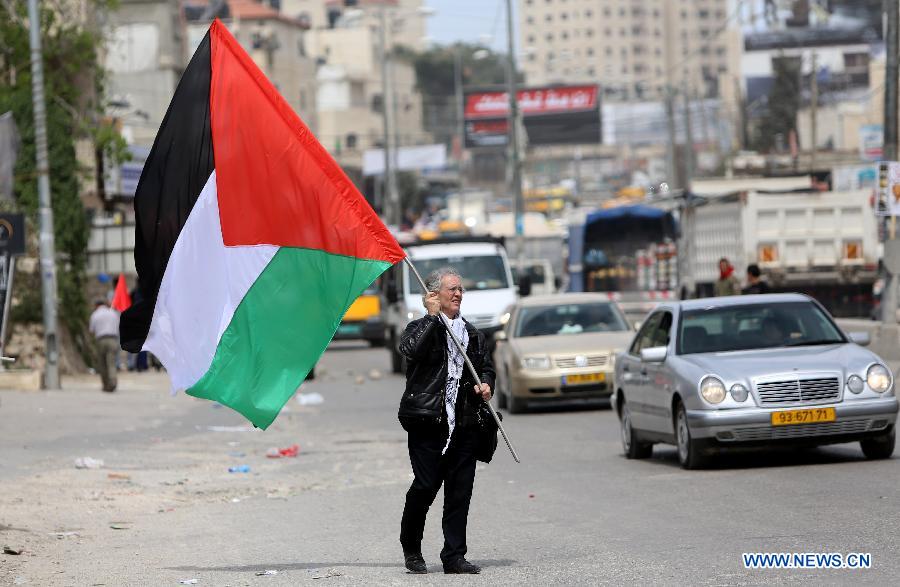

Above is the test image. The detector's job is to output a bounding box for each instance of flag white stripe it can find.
[143,171,278,391]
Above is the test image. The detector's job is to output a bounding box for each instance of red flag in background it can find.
[112,273,132,312]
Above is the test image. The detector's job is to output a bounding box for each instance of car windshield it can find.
[408,255,510,293]
[515,302,630,337]
[679,301,845,354]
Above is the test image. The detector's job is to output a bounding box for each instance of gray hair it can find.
[422,267,461,303]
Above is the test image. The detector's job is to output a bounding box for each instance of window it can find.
[605,47,612,56]
[562,31,569,40]
[586,9,593,17]
[546,33,554,41]
[345,133,358,150]
[587,66,595,76]
[603,8,610,17]
[586,29,594,37]
[698,9,709,18]
[528,35,535,44]
[545,14,553,22]
[587,47,594,56]
[630,313,662,355]
[527,16,534,25]
[561,12,568,20]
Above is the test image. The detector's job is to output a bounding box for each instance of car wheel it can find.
[620,401,652,459]
[390,331,403,374]
[675,402,706,469]
[368,337,386,348]
[496,371,508,409]
[305,365,316,381]
[860,428,895,459]
[507,388,526,414]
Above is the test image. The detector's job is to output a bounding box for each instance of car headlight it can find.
[700,376,727,404]
[500,312,511,326]
[866,364,892,393]
[847,374,865,394]
[730,383,749,402]
[521,356,551,370]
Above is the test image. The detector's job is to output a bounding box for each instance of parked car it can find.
[613,293,898,469]
[334,286,386,347]
[493,293,634,413]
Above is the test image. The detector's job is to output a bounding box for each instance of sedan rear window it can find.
[678,301,845,354]
[515,303,630,337]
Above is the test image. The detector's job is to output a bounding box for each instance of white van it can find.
[383,238,518,373]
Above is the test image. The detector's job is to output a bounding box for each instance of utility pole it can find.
[883,0,900,326]
[810,52,818,171]
[454,45,466,222]
[665,86,678,189]
[27,0,60,389]
[505,0,525,268]
[378,6,400,227]
[681,80,695,192]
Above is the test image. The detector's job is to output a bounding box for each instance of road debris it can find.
[296,392,324,406]
[255,570,279,576]
[228,465,251,473]
[74,457,104,469]
[178,580,199,585]
[266,444,300,458]
[3,546,23,555]
[109,523,131,530]
[311,568,343,580]
[107,473,131,480]
[368,368,383,380]
[48,531,79,539]
[207,425,253,433]
[354,375,365,385]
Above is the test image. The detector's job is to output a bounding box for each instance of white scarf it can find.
[442,312,469,454]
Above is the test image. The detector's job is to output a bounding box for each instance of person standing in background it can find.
[714,258,741,297]
[89,300,120,392]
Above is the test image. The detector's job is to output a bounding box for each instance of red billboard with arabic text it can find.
[463,85,601,148]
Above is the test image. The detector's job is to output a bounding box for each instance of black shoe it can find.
[404,553,427,574]
[443,558,480,574]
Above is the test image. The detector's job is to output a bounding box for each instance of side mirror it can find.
[494,330,507,342]
[386,283,398,304]
[848,331,871,346]
[518,275,532,297]
[640,346,667,363]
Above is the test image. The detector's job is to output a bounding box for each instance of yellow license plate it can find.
[771,407,836,426]
[564,372,606,385]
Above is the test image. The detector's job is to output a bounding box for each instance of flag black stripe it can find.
[120,31,215,352]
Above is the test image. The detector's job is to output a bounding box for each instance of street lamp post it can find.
[377,6,400,227]
[27,0,60,389]
[454,45,465,222]
[504,0,525,268]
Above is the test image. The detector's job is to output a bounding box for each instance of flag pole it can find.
[403,256,521,463]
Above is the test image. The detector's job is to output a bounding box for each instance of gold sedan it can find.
[493,294,634,413]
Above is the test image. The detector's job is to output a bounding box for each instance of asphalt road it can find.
[1,341,899,586]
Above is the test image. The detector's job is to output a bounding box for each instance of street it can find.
[1,341,899,586]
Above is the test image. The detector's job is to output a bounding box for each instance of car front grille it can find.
[555,354,609,368]
[755,377,841,406]
[728,419,876,442]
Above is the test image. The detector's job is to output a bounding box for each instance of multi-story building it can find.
[302,0,430,176]
[519,0,733,100]
[184,1,319,132]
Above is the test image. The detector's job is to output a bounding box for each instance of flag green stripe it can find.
[187,247,391,429]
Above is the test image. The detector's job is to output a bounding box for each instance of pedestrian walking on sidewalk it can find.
[397,267,495,575]
[89,300,120,392]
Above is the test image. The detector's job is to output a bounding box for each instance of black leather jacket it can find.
[397,314,495,430]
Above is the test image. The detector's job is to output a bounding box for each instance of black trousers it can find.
[400,423,478,564]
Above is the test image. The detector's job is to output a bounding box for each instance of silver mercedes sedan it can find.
[613,293,898,469]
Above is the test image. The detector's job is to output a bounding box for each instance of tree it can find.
[753,55,801,152]
[0,0,123,360]
[397,43,516,148]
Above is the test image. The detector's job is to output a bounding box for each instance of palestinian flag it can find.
[120,20,405,429]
